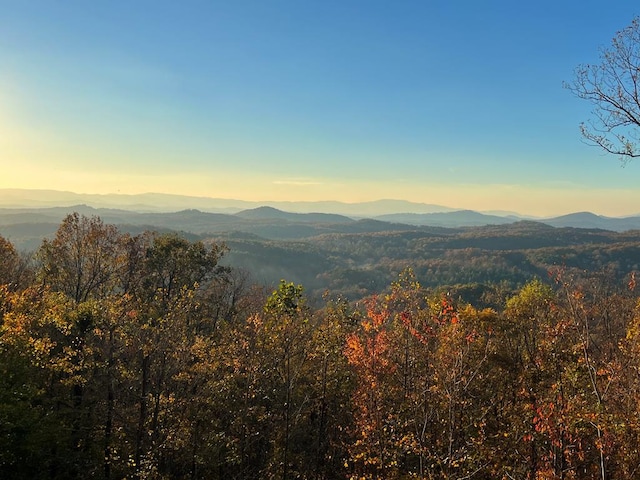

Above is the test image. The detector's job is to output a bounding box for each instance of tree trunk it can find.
[135,354,150,478]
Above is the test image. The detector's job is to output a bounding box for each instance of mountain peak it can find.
[235,206,290,220]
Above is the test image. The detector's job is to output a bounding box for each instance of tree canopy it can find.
[4,215,640,478]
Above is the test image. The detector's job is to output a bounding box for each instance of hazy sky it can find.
[2,1,640,216]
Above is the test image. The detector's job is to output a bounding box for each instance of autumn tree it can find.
[379,270,435,478]
[494,279,576,478]
[344,269,499,479]
[27,216,235,479]
[141,234,227,303]
[309,294,358,479]
[0,235,32,290]
[618,297,640,476]
[201,279,327,479]
[344,296,400,479]
[114,233,227,478]
[555,271,637,478]
[0,236,17,284]
[37,214,123,302]
[567,17,640,161]
[0,286,101,479]
[261,281,315,479]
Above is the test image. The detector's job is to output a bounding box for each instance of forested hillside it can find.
[219,221,640,303]
[2,213,640,479]
[4,206,640,307]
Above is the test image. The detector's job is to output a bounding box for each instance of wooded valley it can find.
[2,213,640,479]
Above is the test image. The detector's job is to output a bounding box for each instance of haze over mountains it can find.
[3,188,640,304]
[0,188,634,219]
[0,189,458,216]
[2,189,640,252]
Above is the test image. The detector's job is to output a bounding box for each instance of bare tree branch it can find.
[566,17,640,161]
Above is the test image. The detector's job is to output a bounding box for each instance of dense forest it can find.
[218,221,640,304]
[5,204,640,306]
[2,213,640,479]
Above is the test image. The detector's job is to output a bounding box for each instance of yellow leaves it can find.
[247,313,263,331]
[362,319,373,333]
[572,290,585,301]
[345,334,364,362]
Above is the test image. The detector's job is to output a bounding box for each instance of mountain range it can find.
[1,189,640,251]
[0,189,457,216]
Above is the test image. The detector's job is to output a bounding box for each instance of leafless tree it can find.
[566,17,640,162]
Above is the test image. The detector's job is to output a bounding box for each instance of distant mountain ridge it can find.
[3,188,639,222]
[234,206,353,223]
[540,212,640,231]
[374,210,515,228]
[2,190,640,252]
[1,203,640,252]
[0,189,456,216]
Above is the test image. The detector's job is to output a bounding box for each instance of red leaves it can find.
[437,297,459,325]
[398,310,432,345]
[344,298,400,477]
[344,298,395,378]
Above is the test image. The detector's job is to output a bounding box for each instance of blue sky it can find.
[1,1,639,216]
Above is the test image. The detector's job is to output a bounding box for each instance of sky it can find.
[1,0,640,217]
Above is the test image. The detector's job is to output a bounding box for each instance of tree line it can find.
[2,214,640,479]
